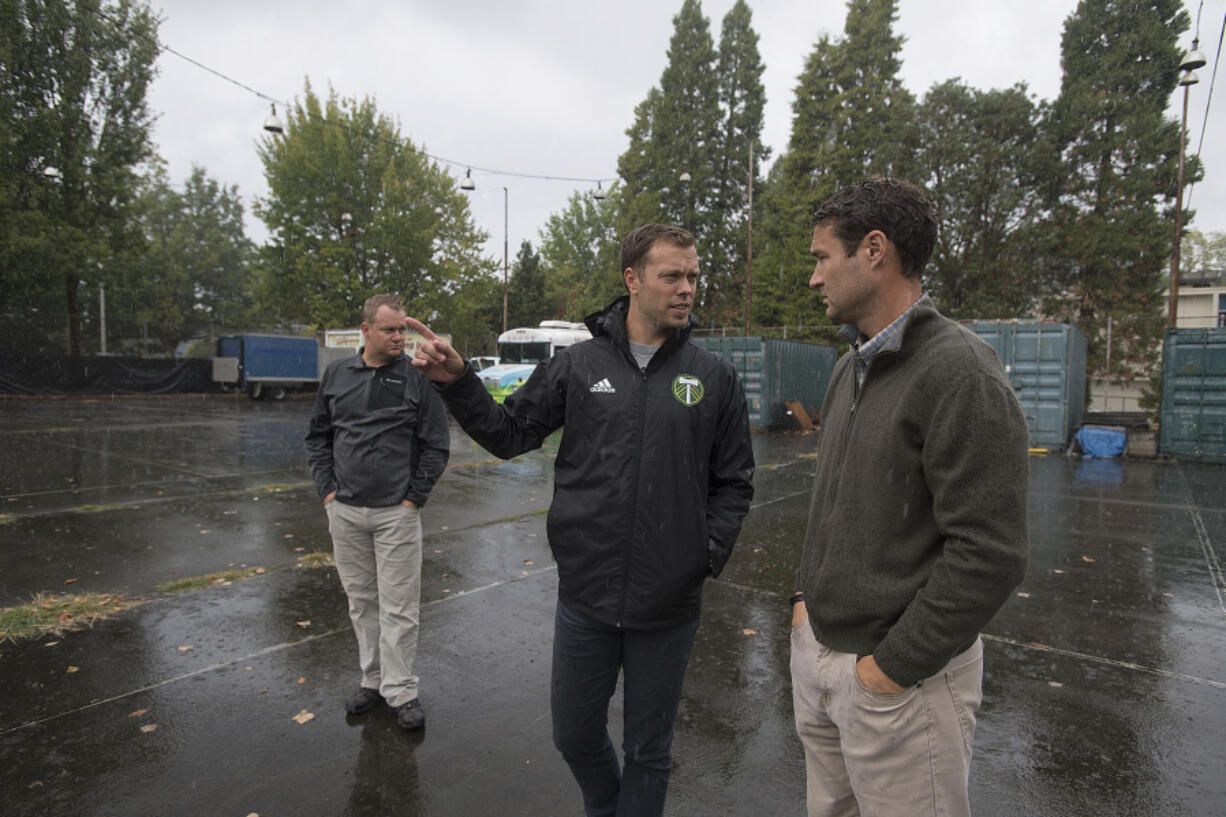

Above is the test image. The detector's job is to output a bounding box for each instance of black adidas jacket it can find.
[439,296,755,629]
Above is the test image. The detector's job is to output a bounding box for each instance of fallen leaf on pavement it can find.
[742,628,757,636]
[43,641,59,647]
[177,645,194,652]
[140,724,158,734]
[292,710,315,724]
[66,666,79,673]
[524,559,534,565]
[64,578,78,585]
[129,709,148,717]
[1016,592,1031,598]
[1081,556,1095,563]
[296,621,310,628]
[297,677,306,684]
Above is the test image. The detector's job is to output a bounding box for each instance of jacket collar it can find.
[838,294,936,349]
[584,296,695,362]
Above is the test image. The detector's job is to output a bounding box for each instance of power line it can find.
[1187,10,1224,211]
[89,3,614,185]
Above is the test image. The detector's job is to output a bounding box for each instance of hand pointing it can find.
[405,316,466,383]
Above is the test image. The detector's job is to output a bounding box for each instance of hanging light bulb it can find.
[460,169,475,191]
[1180,38,1207,72]
[263,103,284,134]
[593,181,607,201]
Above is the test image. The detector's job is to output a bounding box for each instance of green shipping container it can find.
[691,337,837,429]
[1159,328,1226,463]
[963,321,1088,451]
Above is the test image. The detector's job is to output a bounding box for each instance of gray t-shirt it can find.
[628,340,660,371]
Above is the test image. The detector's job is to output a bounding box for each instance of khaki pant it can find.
[790,622,983,817]
[326,500,423,707]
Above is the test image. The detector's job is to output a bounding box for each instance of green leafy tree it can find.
[506,240,548,329]
[917,80,1049,319]
[1180,229,1226,281]
[1043,0,1191,381]
[115,165,254,352]
[539,186,623,319]
[0,0,160,354]
[254,81,495,340]
[754,0,916,333]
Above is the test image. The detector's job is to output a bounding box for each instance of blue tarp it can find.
[1075,426,1127,459]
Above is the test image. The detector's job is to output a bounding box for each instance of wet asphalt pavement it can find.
[1,394,1223,816]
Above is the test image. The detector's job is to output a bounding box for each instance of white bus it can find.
[479,321,592,400]
[496,320,592,364]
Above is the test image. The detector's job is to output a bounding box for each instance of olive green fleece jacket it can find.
[796,298,1029,688]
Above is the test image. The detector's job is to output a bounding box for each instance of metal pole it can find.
[502,187,509,334]
[1168,83,1190,327]
[745,141,753,336]
[99,280,107,355]
[1104,315,1112,410]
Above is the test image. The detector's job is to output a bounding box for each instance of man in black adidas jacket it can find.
[408,223,755,817]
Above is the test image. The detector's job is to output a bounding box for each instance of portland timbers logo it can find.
[672,374,705,407]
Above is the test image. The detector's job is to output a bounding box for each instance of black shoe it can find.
[345,686,382,715]
[394,698,425,731]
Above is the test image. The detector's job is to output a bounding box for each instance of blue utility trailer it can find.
[212,334,347,400]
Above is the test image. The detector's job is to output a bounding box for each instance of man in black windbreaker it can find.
[408,223,755,817]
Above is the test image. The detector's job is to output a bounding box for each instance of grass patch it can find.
[297,551,334,568]
[74,503,129,514]
[157,567,266,593]
[256,483,302,494]
[0,592,143,642]
[0,513,13,525]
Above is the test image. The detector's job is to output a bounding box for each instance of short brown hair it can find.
[620,223,696,275]
[362,293,404,325]
[812,177,938,279]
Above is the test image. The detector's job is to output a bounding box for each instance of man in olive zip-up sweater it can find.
[790,178,1029,817]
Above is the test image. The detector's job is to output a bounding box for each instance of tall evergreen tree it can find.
[617,88,664,232]
[708,0,767,325]
[615,0,724,321]
[754,0,916,333]
[507,240,548,329]
[1044,0,1190,380]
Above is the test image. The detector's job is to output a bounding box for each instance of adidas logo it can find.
[589,378,616,394]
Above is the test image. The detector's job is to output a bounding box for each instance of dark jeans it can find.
[551,599,701,817]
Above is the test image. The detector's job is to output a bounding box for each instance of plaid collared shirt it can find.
[842,296,925,391]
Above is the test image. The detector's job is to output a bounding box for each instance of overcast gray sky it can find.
[146,0,1224,279]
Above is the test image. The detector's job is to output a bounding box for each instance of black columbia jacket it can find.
[439,296,755,629]
[306,352,450,508]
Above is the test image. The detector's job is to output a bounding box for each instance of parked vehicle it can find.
[477,321,591,400]
[212,334,331,400]
[213,328,456,401]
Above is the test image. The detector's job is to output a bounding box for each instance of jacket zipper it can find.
[616,364,651,628]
